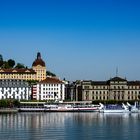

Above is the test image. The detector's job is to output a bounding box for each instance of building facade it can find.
[67,77,140,101]
[0,52,46,81]
[0,79,31,100]
[32,52,46,81]
[32,77,65,101]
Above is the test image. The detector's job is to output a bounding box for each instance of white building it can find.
[32,77,65,101]
[0,79,31,100]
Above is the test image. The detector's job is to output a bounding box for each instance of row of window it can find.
[0,75,35,79]
[84,85,140,90]
[85,90,140,94]
[86,96,138,100]
[42,84,59,87]
[42,88,59,91]
[0,96,28,99]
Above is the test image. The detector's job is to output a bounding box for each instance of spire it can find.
[116,67,118,77]
[37,52,41,59]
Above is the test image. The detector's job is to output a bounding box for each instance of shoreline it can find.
[0,108,19,113]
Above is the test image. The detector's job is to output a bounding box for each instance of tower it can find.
[32,52,46,81]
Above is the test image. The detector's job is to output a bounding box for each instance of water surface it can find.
[0,112,140,140]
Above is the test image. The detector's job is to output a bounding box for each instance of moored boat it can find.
[19,104,99,112]
[126,102,139,113]
[44,104,99,112]
[99,103,130,113]
[19,107,45,112]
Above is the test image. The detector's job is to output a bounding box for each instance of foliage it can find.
[46,70,56,77]
[8,59,15,68]
[0,99,20,108]
[15,63,25,68]
[0,54,28,69]
[0,54,3,61]
[13,100,20,107]
[0,54,3,67]
[27,80,39,85]
[2,61,11,68]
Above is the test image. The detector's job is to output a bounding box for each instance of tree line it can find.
[0,54,26,69]
[0,99,20,108]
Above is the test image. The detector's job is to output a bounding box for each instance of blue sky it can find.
[0,0,140,81]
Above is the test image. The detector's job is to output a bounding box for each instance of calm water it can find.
[0,112,140,140]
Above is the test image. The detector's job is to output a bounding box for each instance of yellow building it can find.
[32,52,46,81]
[0,52,46,81]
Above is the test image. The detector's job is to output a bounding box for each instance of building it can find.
[65,80,81,101]
[32,52,46,81]
[0,79,31,100]
[32,77,65,101]
[0,52,46,81]
[67,77,140,102]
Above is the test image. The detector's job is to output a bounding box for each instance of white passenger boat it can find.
[44,104,99,112]
[99,103,130,113]
[19,107,45,112]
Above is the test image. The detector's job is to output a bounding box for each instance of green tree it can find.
[46,70,56,77]
[0,99,8,107]
[0,54,3,67]
[15,63,25,68]
[2,61,10,69]
[13,100,20,107]
[8,59,15,68]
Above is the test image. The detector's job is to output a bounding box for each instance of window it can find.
[85,86,89,89]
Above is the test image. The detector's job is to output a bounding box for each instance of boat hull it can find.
[19,107,99,112]
[100,109,130,113]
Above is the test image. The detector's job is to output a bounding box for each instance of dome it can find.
[32,52,46,67]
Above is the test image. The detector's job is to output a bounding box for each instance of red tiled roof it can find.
[39,77,64,84]
[0,68,36,74]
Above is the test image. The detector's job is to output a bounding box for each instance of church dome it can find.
[32,52,46,67]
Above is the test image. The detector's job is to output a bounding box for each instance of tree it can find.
[2,61,10,69]
[15,63,25,69]
[0,54,3,67]
[0,54,3,61]
[13,99,20,107]
[46,71,56,77]
[8,59,15,68]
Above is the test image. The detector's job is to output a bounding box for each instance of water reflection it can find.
[0,112,140,140]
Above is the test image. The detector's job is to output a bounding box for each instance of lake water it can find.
[0,112,140,140]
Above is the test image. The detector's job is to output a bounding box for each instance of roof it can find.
[92,81,107,85]
[32,59,45,67]
[0,68,36,74]
[32,52,45,67]
[0,79,29,87]
[39,77,64,84]
[109,77,127,82]
[128,81,140,86]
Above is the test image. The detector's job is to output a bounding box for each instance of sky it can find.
[0,0,140,81]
